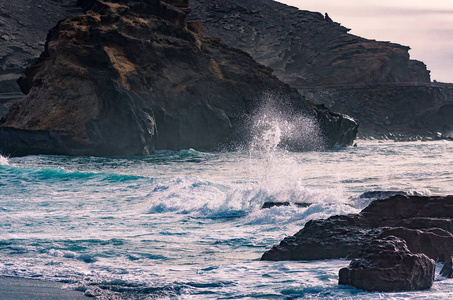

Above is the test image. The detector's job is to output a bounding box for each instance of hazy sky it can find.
[277,0,453,83]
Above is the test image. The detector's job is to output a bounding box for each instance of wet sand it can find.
[0,276,86,300]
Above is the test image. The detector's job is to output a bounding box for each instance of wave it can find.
[144,149,213,164]
[350,189,433,209]
[145,176,357,223]
[0,154,8,166]
[1,164,145,183]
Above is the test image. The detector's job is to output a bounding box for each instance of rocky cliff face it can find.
[301,83,453,139]
[190,0,431,88]
[0,0,83,114]
[190,0,453,139]
[0,0,358,156]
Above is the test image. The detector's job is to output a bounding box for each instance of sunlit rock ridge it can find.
[0,0,358,156]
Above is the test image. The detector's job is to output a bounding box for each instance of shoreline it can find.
[0,276,86,300]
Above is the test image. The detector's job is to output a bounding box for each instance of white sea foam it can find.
[2,141,453,299]
[0,154,8,165]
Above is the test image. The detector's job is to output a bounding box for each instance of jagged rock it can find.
[379,227,453,262]
[338,236,435,292]
[262,195,453,261]
[440,257,453,278]
[0,0,358,156]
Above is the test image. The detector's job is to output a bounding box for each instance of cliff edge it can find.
[0,0,358,156]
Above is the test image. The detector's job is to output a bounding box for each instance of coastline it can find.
[0,276,86,300]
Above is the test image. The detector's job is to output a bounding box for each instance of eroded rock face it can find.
[261,195,453,261]
[0,0,83,116]
[190,0,453,139]
[0,0,358,156]
[338,236,435,292]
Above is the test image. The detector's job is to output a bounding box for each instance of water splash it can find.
[249,93,325,152]
[0,155,8,166]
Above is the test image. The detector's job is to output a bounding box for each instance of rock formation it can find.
[261,195,453,261]
[338,236,435,292]
[0,0,358,156]
[190,0,453,139]
[0,0,83,115]
[190,0,430,87]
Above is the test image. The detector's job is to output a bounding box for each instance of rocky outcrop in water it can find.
[262,195,453,261]
[338,236,435,292]
[190,0,453,139]
[0,0,358,156]
[262,194,453,292]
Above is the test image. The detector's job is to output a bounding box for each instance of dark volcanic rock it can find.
[262,195,453,261]
[0,0,83,115]
[300,83,453,139]
[0,127,68,157]
[261,202,311,209]
[190,0,430,87]
[0,0,358,156]
[190,0,453,139]
[379,227,453,263]
[338,236,435,292]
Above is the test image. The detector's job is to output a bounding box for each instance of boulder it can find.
[378,227,453,262]
[338,236,435,292]
[262,195,453,261]
[0,0,358,157]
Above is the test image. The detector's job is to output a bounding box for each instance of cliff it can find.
[0,0,83,114]
[0,0,358,156]
[190,0,431,88]
[190,0,453,139]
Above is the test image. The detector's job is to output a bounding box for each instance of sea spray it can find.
[249,93,325,152]
[0,154,8,166]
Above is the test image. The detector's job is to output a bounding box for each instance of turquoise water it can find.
[1,140,453,298]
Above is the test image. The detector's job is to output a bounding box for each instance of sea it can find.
[1,114,453,299]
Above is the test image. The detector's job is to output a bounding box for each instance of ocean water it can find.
[1,137,453,298]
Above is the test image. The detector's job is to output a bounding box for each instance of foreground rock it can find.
[261,195,453,261]
[338,236,435,292]
[0,0,358,157]
[190,0,453,139]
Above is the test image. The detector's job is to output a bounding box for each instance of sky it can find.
[277,0,453,83]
